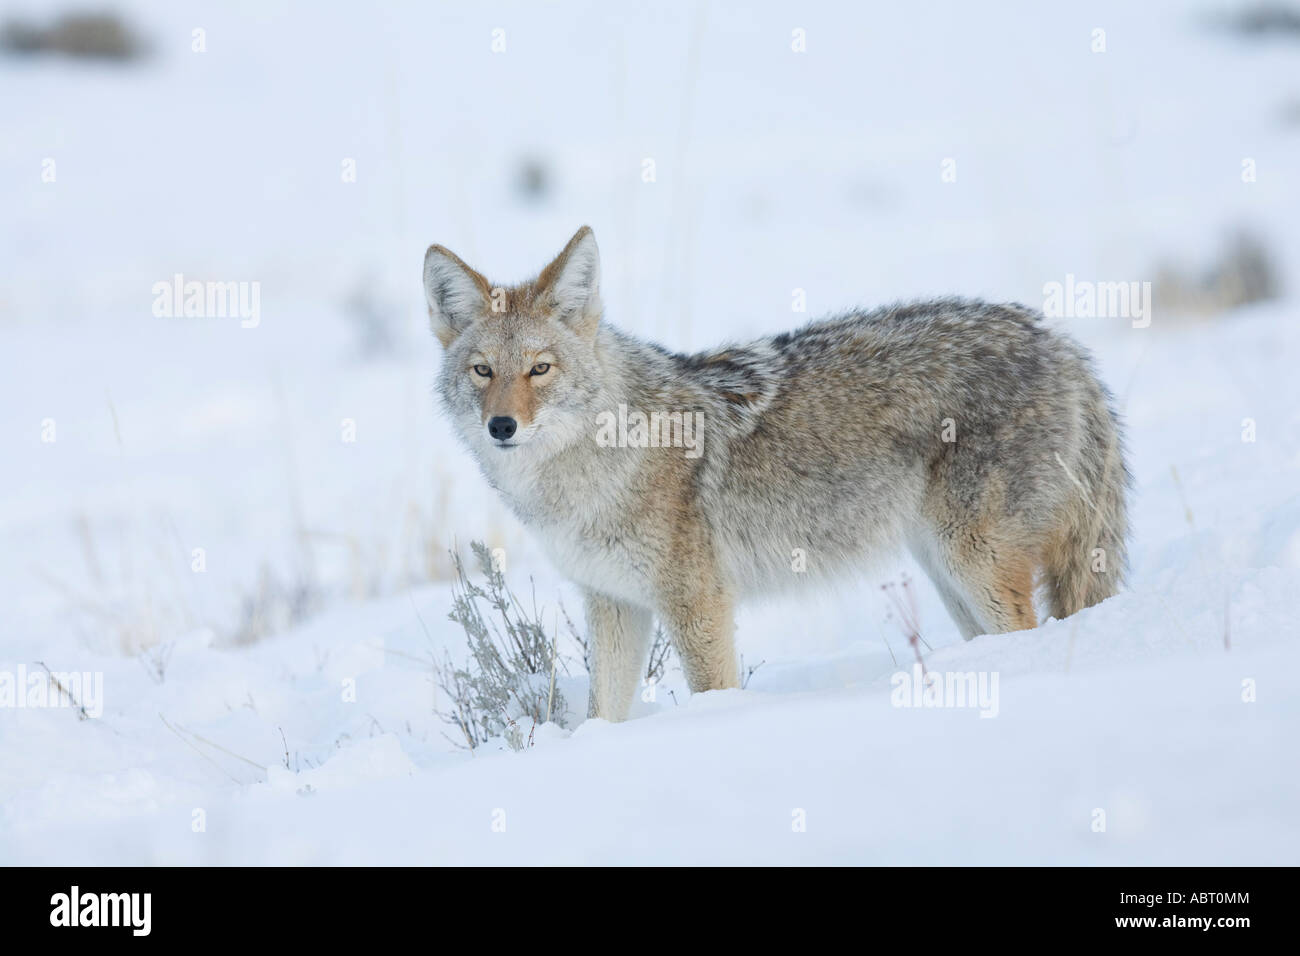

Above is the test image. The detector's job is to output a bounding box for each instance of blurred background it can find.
[3,0,1297,656]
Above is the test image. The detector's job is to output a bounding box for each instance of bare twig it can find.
[545,624,559,725]
[34,661,88,720]
[882,576,929,677]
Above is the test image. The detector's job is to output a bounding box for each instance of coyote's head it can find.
[424,226,605,460]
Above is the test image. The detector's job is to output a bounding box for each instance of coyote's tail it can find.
[1046,393,1130,619]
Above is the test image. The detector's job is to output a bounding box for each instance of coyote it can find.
[424,227,1129,721]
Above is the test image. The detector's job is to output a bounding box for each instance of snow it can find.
[2,0,1298,864]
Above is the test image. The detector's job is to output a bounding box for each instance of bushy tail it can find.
[1047,395,1130,619]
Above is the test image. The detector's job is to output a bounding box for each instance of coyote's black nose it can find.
[488,416,517,441]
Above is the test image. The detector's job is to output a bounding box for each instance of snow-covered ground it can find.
[2,0,1297,864]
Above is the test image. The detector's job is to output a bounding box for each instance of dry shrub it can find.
[1153,230,1280,319]
[434,542,568,749]
[1,11,147,62]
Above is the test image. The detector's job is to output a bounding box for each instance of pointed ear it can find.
[423,244,492,347]
[535,226,602,337]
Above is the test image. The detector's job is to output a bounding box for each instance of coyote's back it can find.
[679,298,1130,631]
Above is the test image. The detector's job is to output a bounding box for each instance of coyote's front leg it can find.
[658,568,739,696]
[584,590,653,721]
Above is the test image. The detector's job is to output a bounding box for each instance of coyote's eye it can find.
[530,363,551,377]
[472,365,492,378]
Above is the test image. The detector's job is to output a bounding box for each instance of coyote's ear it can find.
[535,226,602,338]
[423,244,492,347]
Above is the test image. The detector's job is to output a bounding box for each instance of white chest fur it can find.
[482,452,656,608]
